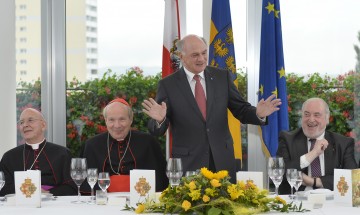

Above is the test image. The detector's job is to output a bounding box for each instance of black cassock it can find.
[82,130,169,192]
[0,140,77,196]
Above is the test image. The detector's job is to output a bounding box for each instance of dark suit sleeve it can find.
[277,131,305,194]
[226,70,263,125]
[342,138,358,169]
[277,131,302,169]
[148,80,170,136]
[321,137,357,190]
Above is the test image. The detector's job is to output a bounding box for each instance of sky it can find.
[97,0,360,77]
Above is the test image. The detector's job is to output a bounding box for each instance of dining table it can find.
[0,193,359,215]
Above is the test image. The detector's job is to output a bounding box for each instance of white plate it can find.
[296,189,334,200]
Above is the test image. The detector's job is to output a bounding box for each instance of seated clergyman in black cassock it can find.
[0,108,77,196]
[81,98,168,193]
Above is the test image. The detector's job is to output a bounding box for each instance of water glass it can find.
[70,158,87,204]
[87,168,98,204]
[166,158,183,187]
[98,172,111,192]
[96,190,108,205]
[185,171,197,177]
[293,171,303,201]
[286,168,297,199]
[267,157,285,196]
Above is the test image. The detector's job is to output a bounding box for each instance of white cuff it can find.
[156,118,166,128]
[300,154,310,169]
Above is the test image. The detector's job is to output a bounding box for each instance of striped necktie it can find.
[309,139,321,177]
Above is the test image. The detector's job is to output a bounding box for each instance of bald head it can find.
[176,34,208,74]
[18,108,46,144]
[103,101,133,141]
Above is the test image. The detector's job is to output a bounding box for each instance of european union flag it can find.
[258,0,289,157]
[209,0,242,162]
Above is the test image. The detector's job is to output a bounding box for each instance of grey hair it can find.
[302,97,330,118]
[175,35,208,54]
[103,102,133,121]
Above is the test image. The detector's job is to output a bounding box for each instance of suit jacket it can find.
[148,66,263,182]
[277,128,357,194]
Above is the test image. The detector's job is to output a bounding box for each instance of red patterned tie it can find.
[194,75,206,120]
[309,139,321,177]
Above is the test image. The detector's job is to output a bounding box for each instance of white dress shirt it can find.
[300,132,325,190]
[183,68,207,98]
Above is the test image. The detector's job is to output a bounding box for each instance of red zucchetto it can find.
[108,98,130,106]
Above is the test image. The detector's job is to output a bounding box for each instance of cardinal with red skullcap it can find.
[81,98,168,193]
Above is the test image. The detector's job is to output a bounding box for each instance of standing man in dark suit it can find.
[277,97,357,194]
[142,34,281,182]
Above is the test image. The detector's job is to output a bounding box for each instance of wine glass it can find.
[166,158,183,187]
[185,171,197,177]
[293,171,303,202]
[286,168,297,199]
[70,158,87,204]
[98,172,111,192]
[87,168,98,204]
[0,171,5,205]
[267,157,285,196]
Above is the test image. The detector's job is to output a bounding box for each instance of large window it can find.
[15,0,42,144]
[281,0,360,162]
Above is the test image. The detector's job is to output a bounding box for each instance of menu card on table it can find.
[236,171,263,189]
[334,168,360,207]
[14,170,41,207]
[130,169,155,207]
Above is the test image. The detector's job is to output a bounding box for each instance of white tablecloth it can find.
[1,194,359,215]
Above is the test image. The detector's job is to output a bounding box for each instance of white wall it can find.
[0,0,17,158]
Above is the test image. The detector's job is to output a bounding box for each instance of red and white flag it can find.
[162,0,182,78]
[162,0,183,160]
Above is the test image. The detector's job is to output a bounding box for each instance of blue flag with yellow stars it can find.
[209,0,242,162]
[258,0,289,157]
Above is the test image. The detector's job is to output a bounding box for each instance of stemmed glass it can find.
[70,158,87,204]
[286,168,297,199]
[166,158,183,187]
[0,171,5,205]
[293,171,303,201]
[98,172,111,193]
[87,168,98,204]
[267,157,285,196]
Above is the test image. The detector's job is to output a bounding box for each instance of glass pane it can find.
[64,0,249,169]
[282,0,360,161]
[65,0,164,156]
[15,0,42,145]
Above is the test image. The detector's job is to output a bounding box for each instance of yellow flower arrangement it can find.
[125,167,308,215]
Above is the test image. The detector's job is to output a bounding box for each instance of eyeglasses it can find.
[17,118,43,126]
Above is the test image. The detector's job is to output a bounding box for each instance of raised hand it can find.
[142,98,167,123]
[256,94,281,118]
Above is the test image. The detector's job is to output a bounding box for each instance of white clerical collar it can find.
[25,138,46,150]
[184,68,205,82]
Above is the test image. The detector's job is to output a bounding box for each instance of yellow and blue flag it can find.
[258,0,289,157]
[209,0,242,162]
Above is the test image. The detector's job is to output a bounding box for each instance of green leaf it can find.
[207,207,222,215]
